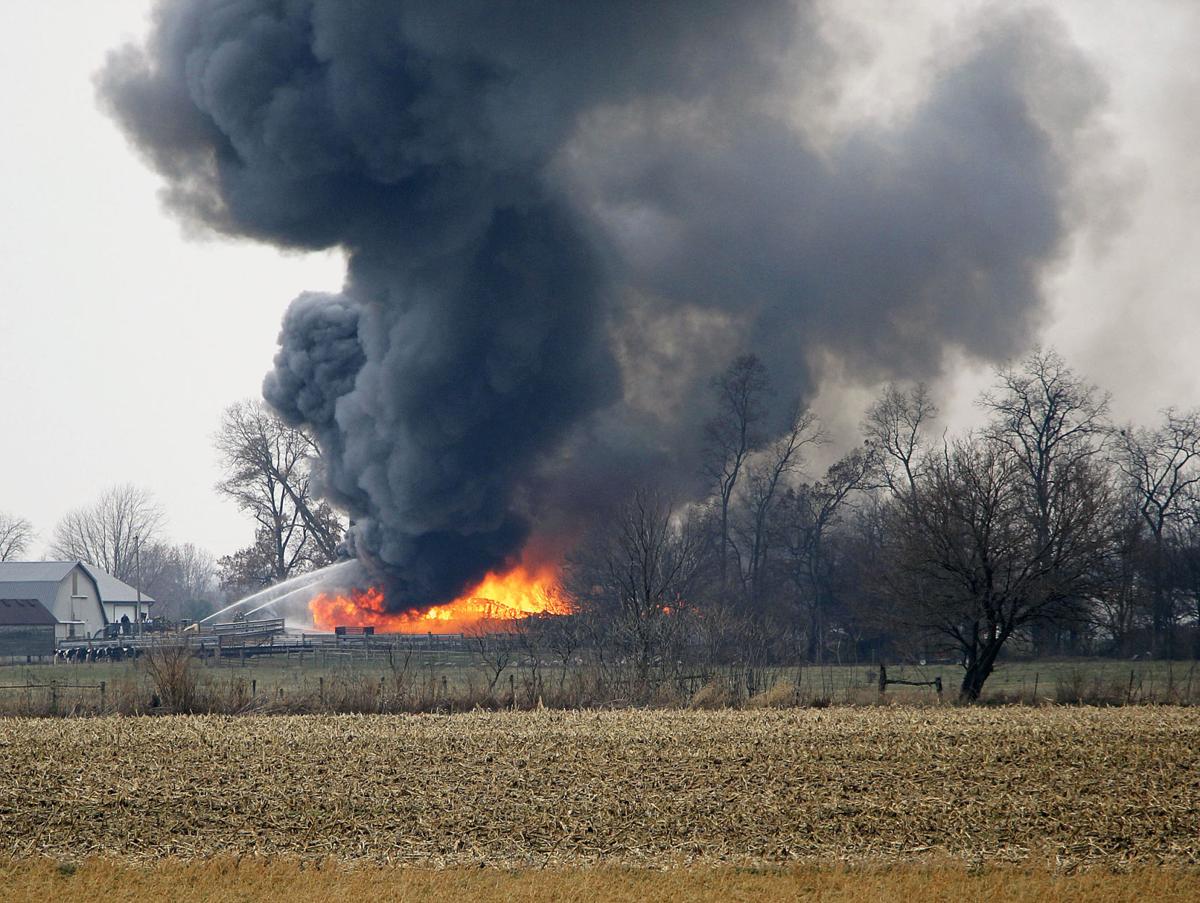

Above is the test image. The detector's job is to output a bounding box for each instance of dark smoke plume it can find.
[100,1,1111,608]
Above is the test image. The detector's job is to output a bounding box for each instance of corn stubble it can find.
[0,708,1195,867]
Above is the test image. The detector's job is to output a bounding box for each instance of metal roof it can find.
[0,561,76,583]
[78,562,155,605]
[0,561,154,606]
[0,598,58,626]
[0,572,76,612]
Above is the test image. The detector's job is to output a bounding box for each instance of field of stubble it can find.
[0,707,1196,870]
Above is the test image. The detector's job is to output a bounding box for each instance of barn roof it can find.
[78,562,155,605]
[0,561,75,583]
[0,563,81,612]
[0,598,58,626]
[0,561,154,607]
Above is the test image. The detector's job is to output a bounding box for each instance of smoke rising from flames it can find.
[99,2,1116,615]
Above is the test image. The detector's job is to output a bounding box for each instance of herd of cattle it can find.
[54,646,142,663]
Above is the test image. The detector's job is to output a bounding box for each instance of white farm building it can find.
[0,561,155,641]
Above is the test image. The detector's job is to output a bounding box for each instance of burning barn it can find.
[306,560,568,634]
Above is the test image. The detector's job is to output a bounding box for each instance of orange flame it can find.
[308,560,570,634]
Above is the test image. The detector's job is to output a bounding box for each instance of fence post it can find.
[319,676,324,704]
[509,673,515,709]
[379,675,386,711]
[251,679,257,697]
[100,680,106,712]
[50,680,58,715]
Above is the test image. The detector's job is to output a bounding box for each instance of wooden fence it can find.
[0,680,107,713]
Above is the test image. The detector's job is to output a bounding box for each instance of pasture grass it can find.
[0,654,1196,714]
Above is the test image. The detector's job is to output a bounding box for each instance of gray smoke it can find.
[100,1,1111,608]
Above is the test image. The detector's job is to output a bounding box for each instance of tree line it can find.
[0,483,217,622]
[0,400,344,621]
[5,348,1199,701]
[559,349,1200,700]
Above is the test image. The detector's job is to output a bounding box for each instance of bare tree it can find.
[980,348,1111,654]
[215,401,344,582]
[1169,503,1200,659]
[467,624,515,695]
[886,436,1113,701]
[1091,491,1153,656]
[983,349,1110,533]
[1117,408,1200,657]
[49,485,164,580]
[541,612,585,692]
[735,404,822,607]
[775,450,874,660]
[141,542,218,621]
[568,488,706,680]
[702,355,770,593]
[510,614,549,704]
[864,382,937,505]
[0,511,34,561]
[142,641,199,712]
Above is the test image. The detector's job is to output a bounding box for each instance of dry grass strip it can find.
[0,708,1195,867]
[1,858,1198,903]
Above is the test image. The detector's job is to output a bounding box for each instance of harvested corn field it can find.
[0,708,1196,867]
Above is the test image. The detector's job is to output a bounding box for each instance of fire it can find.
[308,561,570,634]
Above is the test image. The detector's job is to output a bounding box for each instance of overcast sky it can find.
[1,0,1197,561]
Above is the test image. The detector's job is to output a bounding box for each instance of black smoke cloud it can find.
[100,1,1111,608]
